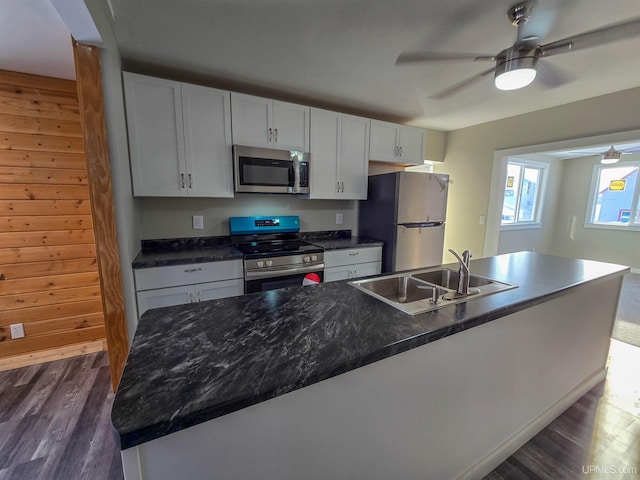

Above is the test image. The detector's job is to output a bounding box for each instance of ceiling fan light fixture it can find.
[494,56,537,90]
[601,146,621,164]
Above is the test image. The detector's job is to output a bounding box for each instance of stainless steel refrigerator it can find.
[359,171,449,273]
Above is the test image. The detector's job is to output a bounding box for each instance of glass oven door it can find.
[245,265,324,294]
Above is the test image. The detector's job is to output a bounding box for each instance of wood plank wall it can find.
[0,70,106,359]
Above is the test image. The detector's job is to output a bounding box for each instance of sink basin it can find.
[412,268,494,290]
[358,275,448,304]
[350,267,516,315]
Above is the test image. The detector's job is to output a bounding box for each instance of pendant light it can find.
[600,146,621,165]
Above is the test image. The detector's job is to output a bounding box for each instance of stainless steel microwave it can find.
[233,145,310,194]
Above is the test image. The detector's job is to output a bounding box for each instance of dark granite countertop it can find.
[307,237,383,251]
[132,231,382,268]
[132,236,242,268]
[112,252,628,449]
[300,229,383,250]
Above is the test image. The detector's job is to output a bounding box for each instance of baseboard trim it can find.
[0,339,108,372]
[630,268,640,275]
[458,368,607,480]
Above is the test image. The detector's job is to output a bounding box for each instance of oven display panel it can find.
[255,219,279,227]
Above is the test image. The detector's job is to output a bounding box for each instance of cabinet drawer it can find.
[324,247,382,268]
[135,260,243,291]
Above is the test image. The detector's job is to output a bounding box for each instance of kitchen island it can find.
[112,252,628,480]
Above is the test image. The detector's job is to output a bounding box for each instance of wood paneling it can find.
[0,298,102,325]
[73,41,129,391]
[0,166,87,185]
[0,95,80,122]
[0,69,107,363]
[0,132,84,153]
[0,114,82,137]
[0,214,92,231]
[0,258,97,279]
[0,339,105,371]
[0,244,96,264]
[0,150,86,169]
[0,199,91,215]
[0,230,94,248]
[0,325,105,357]
[0,285,102,311]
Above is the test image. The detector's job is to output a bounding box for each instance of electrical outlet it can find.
[192,215,204,230]
[336,213,343,225]
[10,323,25,339]
[479,215,486,225]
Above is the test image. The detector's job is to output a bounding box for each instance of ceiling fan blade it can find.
[539,16,640,57]
[536,60,574,88]
[429,66,496,100]
[396,51,495,65]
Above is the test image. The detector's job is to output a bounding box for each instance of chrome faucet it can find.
[448,248,472,295]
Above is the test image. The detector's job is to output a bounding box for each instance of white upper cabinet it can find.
[123,72,234,197]
[182,84,234,197]
[369,120,425,165]
[124,73,185,196]
[310,108,369,200]
[231,93,310,151]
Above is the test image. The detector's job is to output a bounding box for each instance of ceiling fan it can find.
[600,145,640,164]
[396,1,640,99]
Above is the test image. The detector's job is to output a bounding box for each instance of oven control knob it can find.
[303,256,310,263]
[257,260,264,268]
[311,255,318,262]
[266,260,273,267]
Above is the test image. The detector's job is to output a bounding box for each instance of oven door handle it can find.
[245,263,325,280]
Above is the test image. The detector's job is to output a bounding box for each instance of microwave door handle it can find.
[291,157,300,193]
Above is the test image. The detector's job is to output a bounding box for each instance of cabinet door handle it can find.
[196,291,202,302]
[268,128,273,142]
[400,146,403,156]
[180,173,185,188]
[189,292,194,303]
[336,181,340,193]
[342,181,345,192]
[188,173,193,188]
[353,270,358,278]
[274,128,278,142]
[184,267,203,273]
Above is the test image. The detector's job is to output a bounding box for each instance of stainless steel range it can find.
[230,216,324,294]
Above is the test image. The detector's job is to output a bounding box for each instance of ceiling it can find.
[3,0,640,133]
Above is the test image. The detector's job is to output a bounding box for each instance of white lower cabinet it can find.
[135,260,243,316]
[324,247,382,282]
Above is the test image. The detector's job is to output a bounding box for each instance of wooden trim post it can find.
[72,40,128,390]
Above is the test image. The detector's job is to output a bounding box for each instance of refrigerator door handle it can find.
[397,222,444,228]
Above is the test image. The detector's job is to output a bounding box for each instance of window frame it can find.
[584,160,640,231]
[500,158,549,230]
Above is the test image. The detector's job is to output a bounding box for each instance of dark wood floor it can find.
[0,351,123,480]
[0,341,638,480]
[484,339,640,480]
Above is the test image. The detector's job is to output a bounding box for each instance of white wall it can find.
[138,196,357,239]
[547,154,640,269]
[435,86,640,265]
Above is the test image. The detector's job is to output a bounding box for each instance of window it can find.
[501,159,548,226]
[586,162,640,229]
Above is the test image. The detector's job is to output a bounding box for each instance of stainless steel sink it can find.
[412,268,494,290]
[357,276,448,304]
[350,267,516,315]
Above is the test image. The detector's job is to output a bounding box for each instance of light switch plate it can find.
[336,213,343,225]
[192,215,204,230]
